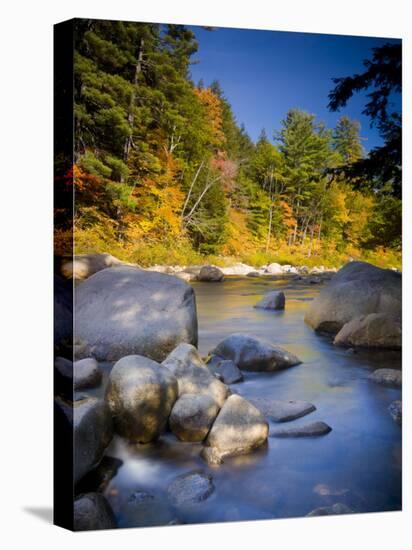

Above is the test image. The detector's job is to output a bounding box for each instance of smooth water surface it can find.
[97,276,402,527]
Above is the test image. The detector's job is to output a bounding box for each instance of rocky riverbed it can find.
[56,257,402,529]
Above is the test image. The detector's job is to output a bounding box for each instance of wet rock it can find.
[216,360,244,384]
[305,261,401,334]
[249,397,316,422]
[309,276,322,284]
[270,421,332,438]
[254,290,285,310]
[169,394,220,442]
[197,265,224,282]
[211,333,302,372]
[74,492,117,531]
[123,490,176,527]
[204,394,269,461]
[162,343,228,407]
[55,356,73,398]
[200,447,223,466]
[106,355,178,443]
[74,357,102,390]
[60,253,128,281]
[388,400,402,425]
[76,456,123,493]
[265,263,283,275]
[167,471,214,507]
[74,397,113,484]
[75,266,198,362]
[306,503,353,517]
[334,313,401,349]
[369,368,402,388]
[247,271,261,277]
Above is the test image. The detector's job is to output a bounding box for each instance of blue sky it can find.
[188,26,401,152]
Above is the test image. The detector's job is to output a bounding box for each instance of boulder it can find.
[74,357,102,390]
[305,261,401,334]
[270,421,332,438]
[211,333,301,372]
[197,265,224,282]
[334,313,401,349]
[75,266,198,362]
[73,397,113,484]
[246,271,261,277]
[220,263,255,276]
[369,368,402,388]
[254,291,285,310]
[60,253,127,280]
[162,343,228,407]
[248,398,316,422]
[203,394,268,462]
[74,493,116,531]
[169,394,220,442]
[306,503,353,517]
[388,400,402,425]
[265,263,283,275]
[106,355,178,443]
[216,360,243,384]
[167,471,214,507]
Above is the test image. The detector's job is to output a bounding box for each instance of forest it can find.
[59,20,402,269]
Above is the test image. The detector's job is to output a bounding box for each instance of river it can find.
[90,275,402,527]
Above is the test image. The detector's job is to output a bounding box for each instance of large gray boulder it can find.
[305,261,401,334]
[60,253,128,280]
[74,493,117,531]
[197,265,224,282]
[169,394,220,442]
[75,266,198,362]
[73,397,113,484]
[202,394,268,463]
[210,333,301,372]
[254,291,285,310]
[334,313,401,349]
[162,344,228,407]
[106,355,178,443]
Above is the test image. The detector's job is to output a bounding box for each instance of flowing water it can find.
[90,275,402,527]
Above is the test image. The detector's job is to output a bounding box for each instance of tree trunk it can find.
[123,38,144,169]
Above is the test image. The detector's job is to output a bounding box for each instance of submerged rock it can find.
[254,291,285,310]
[162,343,228,407]
[73,397,113,484]
[270,421,332,438]
[74,493,117,531]
[334,313,401,349]
[123,490,176,527]
[169,394,220,442]
[197,265,225,282]
[388,400,402,425]
[211,333,301,372]
[203,394,269,462]
[167,471,215,507]
[106,355,178,443]
[248,398,316,422]
[369,368,402,388]
[305,261,401,334]
[306,503,353,517]
[75,266,198,362]
[74,357,102,390]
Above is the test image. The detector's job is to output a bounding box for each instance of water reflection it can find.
[100,275,401,526]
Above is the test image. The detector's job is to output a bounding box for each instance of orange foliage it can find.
[194,87,226,148]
